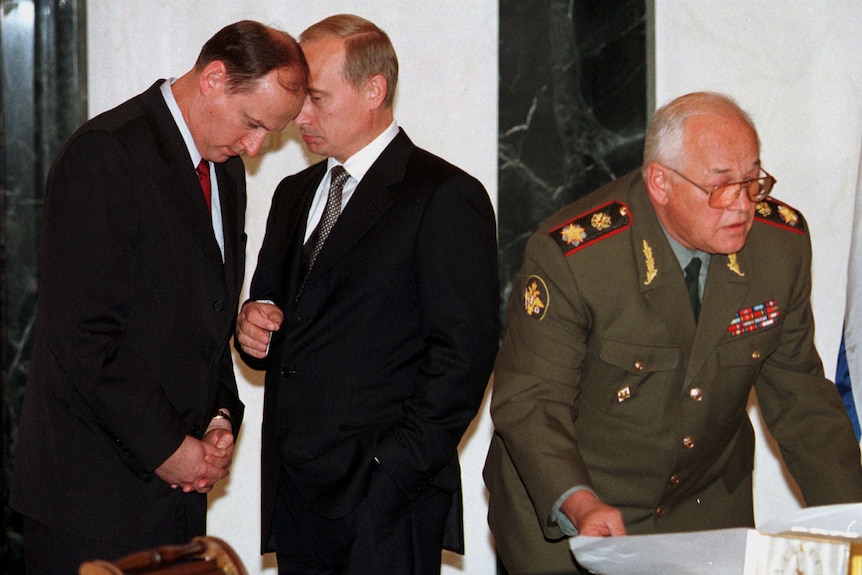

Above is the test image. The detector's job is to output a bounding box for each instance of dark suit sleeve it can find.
[236,181,288,372]
[213,158,246,435]
[40,130,188,471]
[215,348,244,436]
[374,169,499,495]
[246,185,284,306]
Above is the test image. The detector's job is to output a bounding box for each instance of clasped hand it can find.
[155,429,235,494]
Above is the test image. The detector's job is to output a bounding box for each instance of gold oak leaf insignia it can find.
[727,253,744,277]
[642,240,658,285]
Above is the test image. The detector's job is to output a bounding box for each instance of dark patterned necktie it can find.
[197,159,211,213]
[301,165,349,280]
[685,257,702,321]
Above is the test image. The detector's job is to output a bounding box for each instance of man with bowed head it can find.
[11,20,307,574]
[484,91,862,574]
[236,13,499,575]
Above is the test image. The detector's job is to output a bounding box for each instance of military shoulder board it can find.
[548,201,632,256]
[754,197,805,235]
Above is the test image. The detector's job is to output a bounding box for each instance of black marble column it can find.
[1,1,87,570]
[498,0,647,325]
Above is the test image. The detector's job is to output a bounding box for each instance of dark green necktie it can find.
[685,257,702,321]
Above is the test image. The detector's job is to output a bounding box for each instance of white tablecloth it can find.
[568,503,862,575]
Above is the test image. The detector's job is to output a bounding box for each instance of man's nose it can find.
[293,98,314,127]
[242,132,267,157]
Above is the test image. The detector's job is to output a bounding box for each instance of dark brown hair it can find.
[196,20,308,94]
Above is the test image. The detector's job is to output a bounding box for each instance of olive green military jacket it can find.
[484,171,862,574]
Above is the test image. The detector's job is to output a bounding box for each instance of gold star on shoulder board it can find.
[778,205,799,226]
[561,224,587,246]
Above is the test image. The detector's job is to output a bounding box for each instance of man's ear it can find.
[644,162,670,206]
[198,60,228,95]
[365,74,388,110]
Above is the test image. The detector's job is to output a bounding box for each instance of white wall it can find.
[86,2,861,573]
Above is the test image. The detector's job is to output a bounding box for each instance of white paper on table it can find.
[569,527,749,575]
[568,503,862,575]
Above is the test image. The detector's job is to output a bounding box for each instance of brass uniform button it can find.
[689,388,703,401]
[751,350,761,360]
[656,505,666,517]
[668,473,681,485]
[633,360,644,371]
[682,436,695,449]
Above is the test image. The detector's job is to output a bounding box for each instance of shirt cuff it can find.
[549,485,598,536]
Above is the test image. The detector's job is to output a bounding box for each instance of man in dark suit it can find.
[10,21,307,574]
[483,92,862,574]
[235,14,499,575]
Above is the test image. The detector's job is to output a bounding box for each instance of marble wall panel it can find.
[498,0,647,323]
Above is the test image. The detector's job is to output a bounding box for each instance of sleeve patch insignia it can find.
[548,201,632,256]
[754,198,805,234]
[524,275,549,320]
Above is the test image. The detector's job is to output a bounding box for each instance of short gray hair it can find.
[642,92,759,172]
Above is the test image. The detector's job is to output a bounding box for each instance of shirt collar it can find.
[661,225,711,272]
[329,120,399,181]
[159,79,203,166]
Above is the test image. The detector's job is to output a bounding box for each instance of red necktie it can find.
[196,159,211,212]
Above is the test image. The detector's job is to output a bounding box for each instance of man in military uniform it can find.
[483,92,862,574]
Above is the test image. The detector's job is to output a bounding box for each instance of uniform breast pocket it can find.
[716,322,783,376]
[582,339,683,424]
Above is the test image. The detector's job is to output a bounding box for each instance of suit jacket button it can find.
[281,367,295,378]
[213,300,225,311]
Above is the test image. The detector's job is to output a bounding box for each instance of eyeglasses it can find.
[661,164,776,208]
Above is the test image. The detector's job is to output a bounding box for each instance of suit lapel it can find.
[629,183,697,356]
[301,131,413,289]
[306,168,394,278]
[141,82,224,273]
[216,162,240,296]
[166,160,225,269]
[285,168,325,299]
